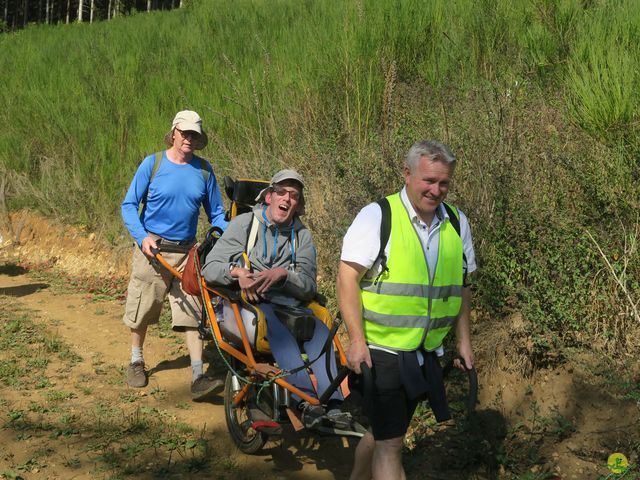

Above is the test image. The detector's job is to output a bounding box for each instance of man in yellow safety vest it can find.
[337,140,477,480]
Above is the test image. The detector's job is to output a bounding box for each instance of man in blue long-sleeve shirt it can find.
[121,110,228,400]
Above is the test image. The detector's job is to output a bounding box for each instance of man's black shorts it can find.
[366,348,420,441]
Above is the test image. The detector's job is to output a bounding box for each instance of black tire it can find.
[223,371,267,454]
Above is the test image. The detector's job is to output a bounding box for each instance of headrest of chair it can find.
[223,176,270,206]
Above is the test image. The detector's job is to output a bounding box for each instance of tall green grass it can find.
[1,0,638,356]
[566,0,640,143]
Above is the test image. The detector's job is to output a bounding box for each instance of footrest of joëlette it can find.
[285,407,305,432]
[251,420,283,435]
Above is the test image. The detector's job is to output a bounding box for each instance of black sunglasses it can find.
[272,184,301,201]
[175,128,200,140]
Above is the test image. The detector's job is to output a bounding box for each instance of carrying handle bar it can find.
[442,356,478,416]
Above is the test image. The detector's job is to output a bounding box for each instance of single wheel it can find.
[223,371,267,454]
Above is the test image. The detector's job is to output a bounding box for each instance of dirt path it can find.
[0,266,356,480]
[1,212,639,479]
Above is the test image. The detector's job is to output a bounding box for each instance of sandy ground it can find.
[0,266,359,480]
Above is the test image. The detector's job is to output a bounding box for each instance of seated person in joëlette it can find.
[201,169,350,429]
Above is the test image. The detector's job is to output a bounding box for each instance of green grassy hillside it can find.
[1,0,638,356]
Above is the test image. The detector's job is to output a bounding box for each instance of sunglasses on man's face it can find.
[272,184,301,201]
[175,128,200,140]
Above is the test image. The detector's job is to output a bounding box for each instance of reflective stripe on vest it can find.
[360,193,464,351]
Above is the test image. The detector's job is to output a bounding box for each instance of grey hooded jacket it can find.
[202,204,317,305]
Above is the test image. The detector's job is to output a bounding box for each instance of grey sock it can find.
[191,360,204,382]
[131,346,143,364]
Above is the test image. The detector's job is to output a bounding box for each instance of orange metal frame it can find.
[155,253,348,408]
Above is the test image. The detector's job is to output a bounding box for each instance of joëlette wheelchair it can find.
[153,177,367,454]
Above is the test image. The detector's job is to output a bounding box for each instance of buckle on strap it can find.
[158,238,194,246]
[373,261,389,286]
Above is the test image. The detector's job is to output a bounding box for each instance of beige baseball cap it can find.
[164,110,208,150]
[255,169,306,213]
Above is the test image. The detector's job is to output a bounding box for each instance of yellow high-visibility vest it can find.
[360,193,464,351]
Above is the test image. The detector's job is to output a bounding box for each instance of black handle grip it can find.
[359,361,374,414]
[443,356,477,416]
[360,362,373,398]
[466,366,478,415]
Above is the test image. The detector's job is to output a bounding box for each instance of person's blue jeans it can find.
[258,302,343,405]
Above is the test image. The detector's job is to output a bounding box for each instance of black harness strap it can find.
[442,202,468,284]
[442,202,460,237]
[376,197,391,264]
[373,197,391,285]
[279,316,341,378]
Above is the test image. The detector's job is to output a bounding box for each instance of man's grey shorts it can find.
[122,243,200,331]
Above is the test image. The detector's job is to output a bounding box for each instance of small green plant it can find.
[28,401,49,414]
[43,337,64,353]
[62,457,81,469]
[7,409,24,423]
[57,348,83,364]
[16,457,46,473]
[44,390,75,402]
[26,358,48,369]
[150,386,167,400]
[0,360,21,387]
[35,377,53,389]
[0,470,25,479]
[119,392,139,403]
[78,386,93,395]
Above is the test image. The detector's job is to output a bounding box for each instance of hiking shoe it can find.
[127,361,148,388]
[299,401,326,429]
[191,375,224,401]
[326,408,353,430]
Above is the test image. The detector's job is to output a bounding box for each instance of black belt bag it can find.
[271,305,316,343]
[150,233,195,254]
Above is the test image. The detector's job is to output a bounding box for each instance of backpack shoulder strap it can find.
[376,197,391,261]
[442,202,461,237]
[151,151,163,181]
[442,202,468,277]
[373,197,391,284]
[245,214,260,256]
[198,157,210,184]
[239,214,261,270]
[142,152,163,205]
